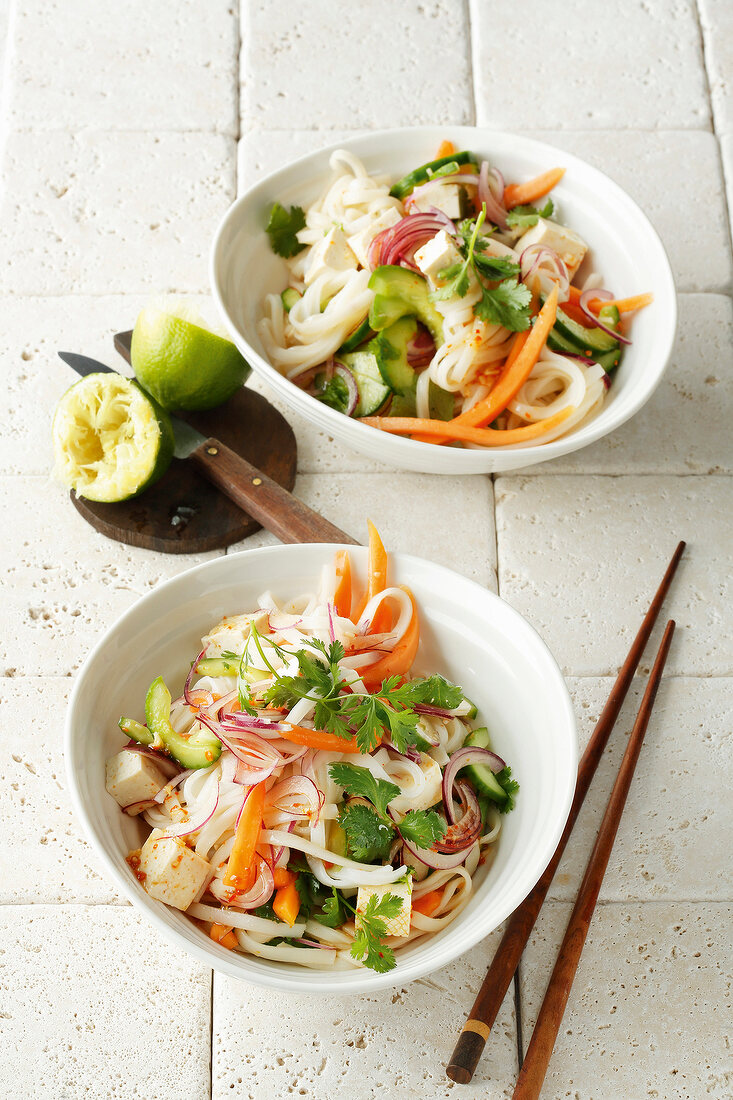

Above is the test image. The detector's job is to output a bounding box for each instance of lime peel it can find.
[52,373,174,503]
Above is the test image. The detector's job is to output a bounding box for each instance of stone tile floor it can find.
[1,1,731,1097]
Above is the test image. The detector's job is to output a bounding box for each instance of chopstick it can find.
[446,540,685,1085]
[512,618,675,1099]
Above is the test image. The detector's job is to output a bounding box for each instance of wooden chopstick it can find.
[446,540,685,1085]
[512,618,676,1099]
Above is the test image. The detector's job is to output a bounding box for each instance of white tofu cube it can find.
[136,828,210,911]
[414,230,464,287]
[346,207,402,268]
[202,609,268,657]
[356,879,412,938]
[411,182,465,220]
[304,227,359,287]
[514,217,588,278]
[105,751,168,814]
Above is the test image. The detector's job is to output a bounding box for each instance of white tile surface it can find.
[240,1,473,130]
[237,129,358,193]
[212,931,517,1099]
[0,678,119,902]
[553,677,733,901]
[228,471,498,590]
[514,294,733,474]
[699,0,733,134]
[520,902,733,1100]
[527,131,733,294]
[495,475,733,676]
[472,0,710,131]
[0,905,212,1099]
[0,132,235,294]
[1,476,222,676]
[6,0,238,134]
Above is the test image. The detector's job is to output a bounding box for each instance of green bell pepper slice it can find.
[118,716,153,745]
[145,676,221,770]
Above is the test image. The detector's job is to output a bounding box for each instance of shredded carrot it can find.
[435,139,455,158]
[361,586,419,689]
[282,723,370,754]
[503,167,565,209]
[567,286,654,315]
[273,867,296,890]
[210,923,239,950]
[333,549,353,620]
[412,890,443,918]
[224,781,266,890]
[273,881,301,926]
[354,520,391,632]
[362,405,574,447]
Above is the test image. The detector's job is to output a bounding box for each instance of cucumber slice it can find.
[281,287,301,313]
[390,150,478,201]
[553,305,619,354]
[371,317,417,395]
[339,316,374,353]
[337,350,390,417]
[463,696,478,720]
[368,266,444,345]
[389,380,454,420]
[463,727,509,807]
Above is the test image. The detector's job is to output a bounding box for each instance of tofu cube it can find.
[347,207,402,268]
[304,227,359,287]
[411,182,465,220]
[136,829,210,911]
[514,217,588,278]
[105,751,168,814]
[202,609,268,657]
[414,230,464,287]
[356,880,412,938]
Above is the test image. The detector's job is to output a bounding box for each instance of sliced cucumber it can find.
[390,150,478,201]
[463,696,478,720]
[372,317,417,395]
[339,316,374,354]
[281,287,301,313]
[336,350,390,417]
[389,380,454,420]
[463,726,508,807]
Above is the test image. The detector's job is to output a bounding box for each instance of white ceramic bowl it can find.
[211,126,676,475]
[66,544,577,993]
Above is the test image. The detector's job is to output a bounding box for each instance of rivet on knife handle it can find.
[190,436,358,546]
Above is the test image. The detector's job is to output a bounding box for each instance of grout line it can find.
[208,969,215,1100]
[694,0,733,260]
[464,0,478,127]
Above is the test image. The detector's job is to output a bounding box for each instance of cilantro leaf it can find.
[328,763,400,818]
[398,809,446,849]
[496,766,520,812]
[312,888,347,928]
[390,673,464,710]
[474,277,532,332]
[473,252,521,280]
[339,804,395,863]
[266,202,306,258]
[505,198,554,231]
[314,372,350,414]
[350,892,402,973]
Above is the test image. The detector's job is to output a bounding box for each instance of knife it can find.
[58,351,357,546]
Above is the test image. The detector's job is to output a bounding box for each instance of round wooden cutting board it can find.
[70,334,297,554]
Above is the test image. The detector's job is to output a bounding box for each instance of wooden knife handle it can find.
[189,437,357,546]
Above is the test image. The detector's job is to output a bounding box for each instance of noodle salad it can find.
[106,528,517,973]
[260,140,653,450]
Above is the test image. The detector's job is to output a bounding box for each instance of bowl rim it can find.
[210,124,677,473]
[65,542,578,993]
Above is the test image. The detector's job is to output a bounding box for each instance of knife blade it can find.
[57,350,357,546]
[58,351,205,459]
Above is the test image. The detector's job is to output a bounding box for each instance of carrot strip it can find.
[223,781,266,890]
[333,549,353,620]
[354,520,391,630]
[504,167,565,209]
[567,286,654,315]
[210,923,238,950]
[435,140,455,158]
[361,586,419,689]
[281,724,368,754]
[362,405,574,447]
[273,881,301,926]
[412,890,443,918]
[273,867,296,890]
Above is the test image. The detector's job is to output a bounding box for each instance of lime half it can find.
[52,373,174,502]
[131,305,250,411]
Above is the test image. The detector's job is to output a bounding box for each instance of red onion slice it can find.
[198,714,280,783]
[265,775,324,823]
[121,743,181,780]
[226,854,275,910]
[221,713,286,732]
[435,779,483,853]
[369,211,457,271]
[162,779,220,838]
[406,326,436,367]
[333,364,359,416]
[153,768,194,803]
[478,160,508,230]
[121,798,156,815]
[184,649,207,706]
[400,835,474,870]
[294,938,336,950]
[579,289,632,345]
[442,745,505,824]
